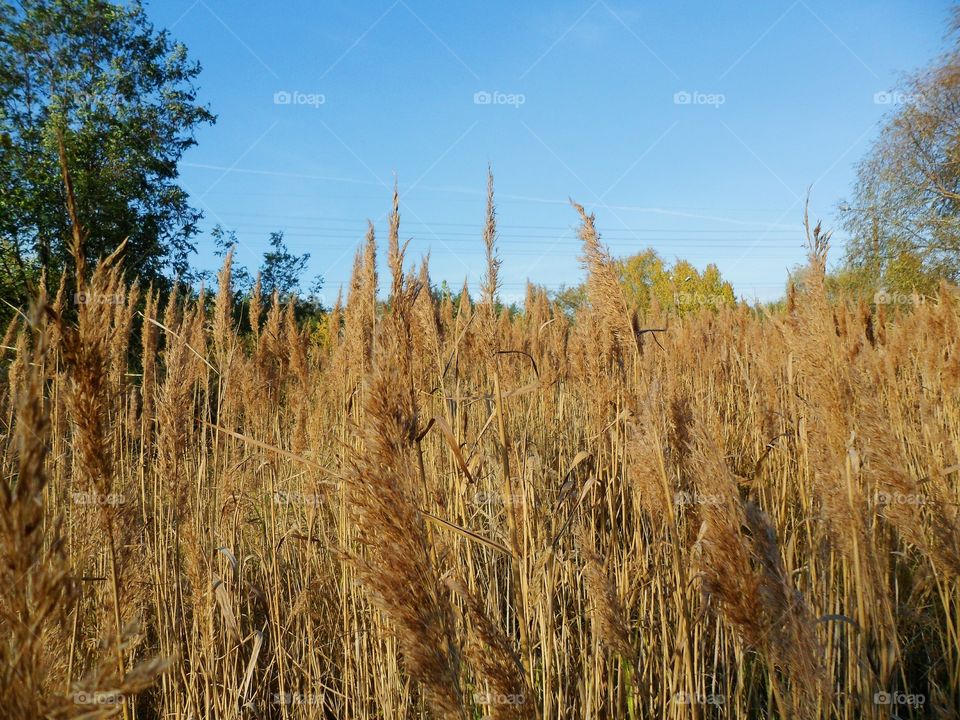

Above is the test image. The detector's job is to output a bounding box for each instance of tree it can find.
[0,0,215,303]
[839,8,960,291]
[208,226,323,314]
[550,283,587,315]
[618,248,663,310]
[542,249,735,317]
[619,249,735,314]
[259,231,312,300]
[211,224,252,294]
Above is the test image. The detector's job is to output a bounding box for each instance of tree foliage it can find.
[839,8,960,292]
[0,0,214,302]
[259,231,310,300]
[549,283,587,316]
[544,248,735,316]
[619,249,735,314]
[210,224,322,314]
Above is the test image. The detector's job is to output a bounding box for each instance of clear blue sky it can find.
[151,0,954,304]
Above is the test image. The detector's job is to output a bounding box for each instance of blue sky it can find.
[152,0,954,304]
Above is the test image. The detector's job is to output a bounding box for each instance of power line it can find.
[195,190,799,216]
[208,213,803,234]
[204,231,805,250]
[182,165,807,226]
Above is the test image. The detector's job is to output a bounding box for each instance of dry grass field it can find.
[2,190,959,719]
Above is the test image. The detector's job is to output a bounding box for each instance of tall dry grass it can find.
[1,186,959,719]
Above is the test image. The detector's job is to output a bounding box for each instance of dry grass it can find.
[1,189,959,719]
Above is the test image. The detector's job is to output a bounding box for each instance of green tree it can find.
[0,0,215,303]
[211,224,252,294]
[259,231,315,301]
[839,8,960,292]
[207,226,323,314]
[541,249,735,317]
[549,283,587,316]
[619,249,735,314]
[619,248,664,310]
